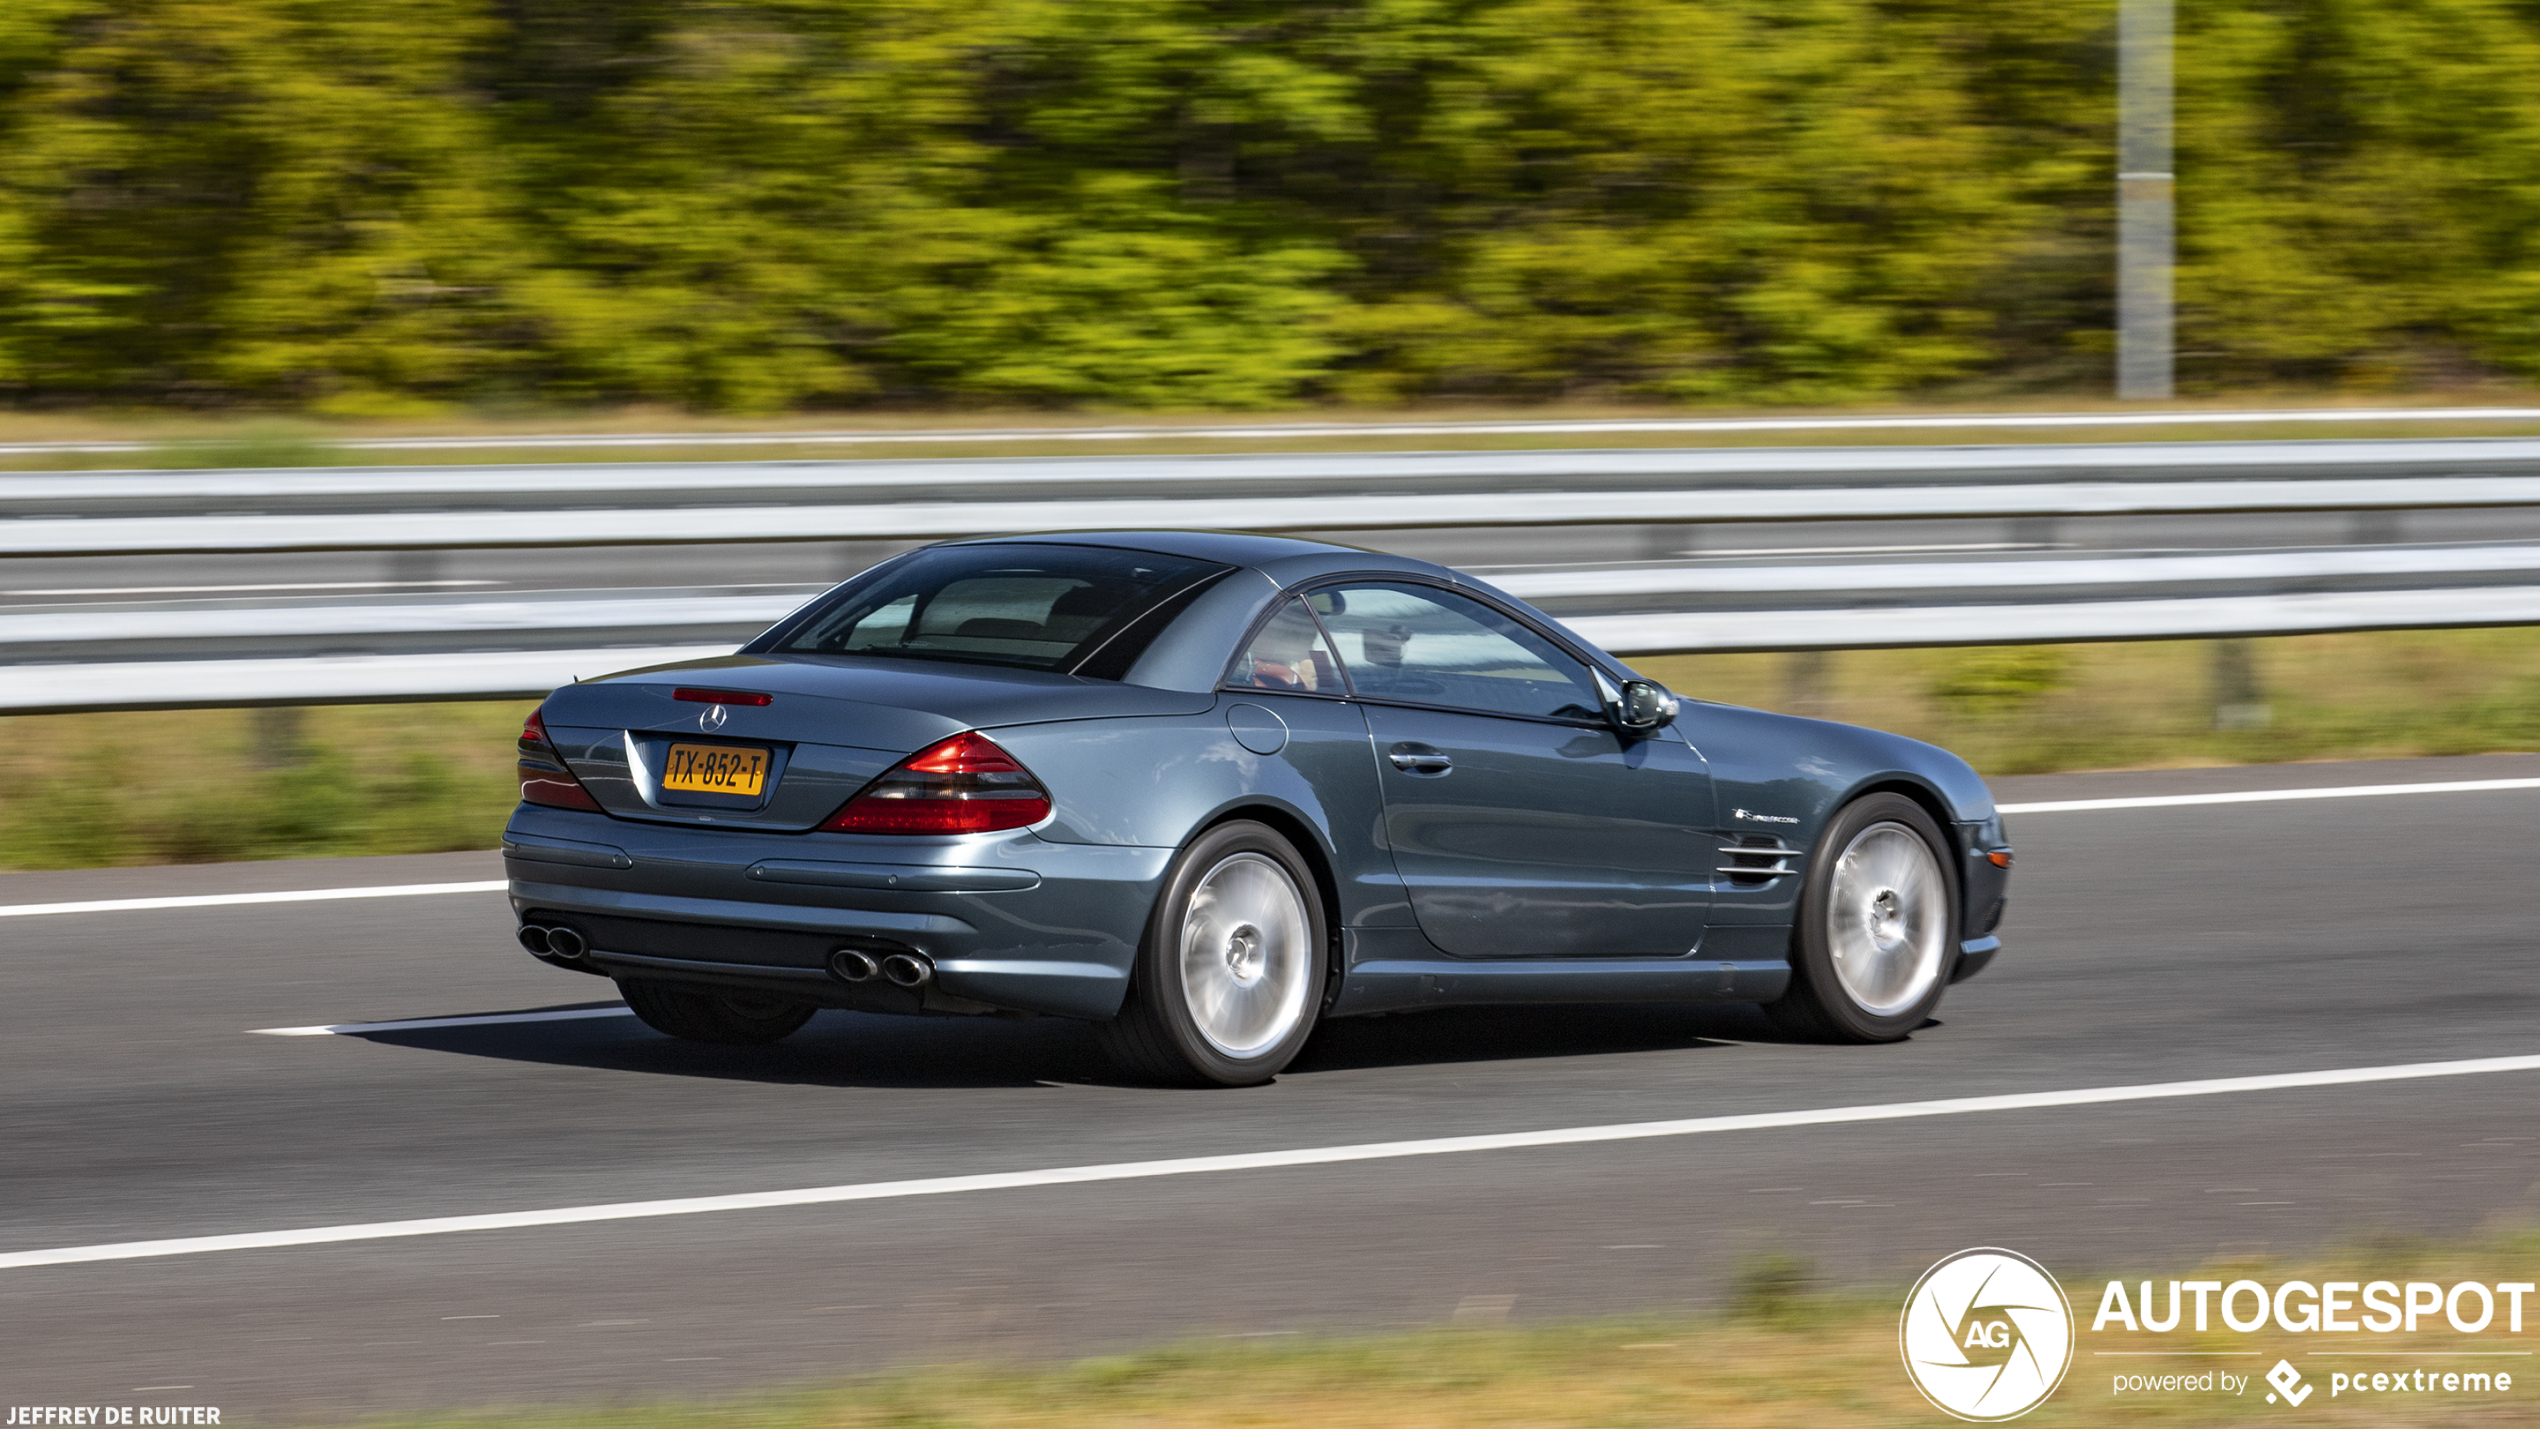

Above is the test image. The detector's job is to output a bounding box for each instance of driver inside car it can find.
[1240,600,1342,692]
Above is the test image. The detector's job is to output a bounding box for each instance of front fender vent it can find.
[1719,835,1802,887]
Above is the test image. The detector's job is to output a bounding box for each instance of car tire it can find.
[618,978,816,1045]
[1097,820,1329,1087]
[1765,792,1959,1044]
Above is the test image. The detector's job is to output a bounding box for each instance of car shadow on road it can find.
[350,1008,1113,1089]
[1289,1001,1778,1074]
[342,998,1784,1089]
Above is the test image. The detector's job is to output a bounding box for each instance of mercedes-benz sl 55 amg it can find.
[506,531,2012,1085]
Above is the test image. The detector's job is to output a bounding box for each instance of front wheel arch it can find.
[1765,791,1961,1043]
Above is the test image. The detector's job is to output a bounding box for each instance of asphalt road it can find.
[4,753,2539,1421]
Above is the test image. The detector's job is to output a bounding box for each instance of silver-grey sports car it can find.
[506,531,2012,1085]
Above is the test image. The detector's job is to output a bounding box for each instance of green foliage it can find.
[1729,1250,1820,1326]
[4,0,2540,409]
[143,422,339,467]
[0,743,488,868]
[0,702,524,870]
[1925,647,2076,720]
[1647,628,2540,779]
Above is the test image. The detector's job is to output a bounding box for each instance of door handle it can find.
[1387,743,1452,775]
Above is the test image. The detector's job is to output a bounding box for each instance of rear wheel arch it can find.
[1195,802,1346,992]
[1099,816,1331,1085]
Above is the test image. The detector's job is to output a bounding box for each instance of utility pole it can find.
[2118,0,2174,399]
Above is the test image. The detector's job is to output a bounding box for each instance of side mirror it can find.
[1614,679,1679,734]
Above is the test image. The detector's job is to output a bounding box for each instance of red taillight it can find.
[673,687,773,707]
[905,732,1028,776]
[819,732,1050,835]
[518,705,604,812]
[521,769,604,812]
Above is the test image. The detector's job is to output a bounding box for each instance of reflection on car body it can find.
[506,531,2012,1085]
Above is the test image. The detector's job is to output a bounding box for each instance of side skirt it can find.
[1330,948,1792,1017]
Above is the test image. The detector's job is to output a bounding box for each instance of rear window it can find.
[765,543,1229,674]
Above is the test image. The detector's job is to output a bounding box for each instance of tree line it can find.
[3,0,2538,413]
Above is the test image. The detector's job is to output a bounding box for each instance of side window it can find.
[1229,598,1348,695]
[1315,582,1605,722]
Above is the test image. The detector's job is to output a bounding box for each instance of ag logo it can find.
[1901,1248,2075,1421]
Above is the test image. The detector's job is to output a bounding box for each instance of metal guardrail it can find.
[14,440,2540,554]
[0,592,812,647]
[1493,543,2540,599]
[11,438,2540,712]
[6,549,2536,712]
[1572,585,2540,653]
[9,585,2533,713]
[12,436,2540,504]
[15,477,2540,556]
[3,646,738,713]
[12,544,2540,648]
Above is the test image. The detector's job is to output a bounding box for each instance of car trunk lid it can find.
[534,653,1212,830]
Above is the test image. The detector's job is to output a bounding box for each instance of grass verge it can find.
[1636,626,2540,777]
[323,1232,2540,1428]
[0,701,532,870]
[3,628,2537,870]
[13,393,2540,469]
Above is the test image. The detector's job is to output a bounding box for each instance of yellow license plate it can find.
[661,742,770,797]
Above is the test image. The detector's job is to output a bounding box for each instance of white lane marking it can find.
[4,1051,2536,1272]
[2000,777,2540,815]
[0,880,506,920]
[252,1007,635,1037]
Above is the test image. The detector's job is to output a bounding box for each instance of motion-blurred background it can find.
[8,0,2540,871]
[6,0,2540,411]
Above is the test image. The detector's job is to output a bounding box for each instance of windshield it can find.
[767,543,1229,673]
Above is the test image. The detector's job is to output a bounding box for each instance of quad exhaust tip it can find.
[517,923,587,959]
[828,948,881,983]
[881,951,935,988]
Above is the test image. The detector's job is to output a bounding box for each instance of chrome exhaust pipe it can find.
[880,951,934,988]
[829,948,881,983]
[517,924,553,954]
[544,926,588,960]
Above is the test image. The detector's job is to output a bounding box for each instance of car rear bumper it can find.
[503,806,1171,1019]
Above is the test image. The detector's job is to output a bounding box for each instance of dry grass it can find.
[3,628,2537,869]
[0,701,533,869]
[345,1234,2540,1428]
[11,392,2540,469]
[1636,627,2540,776]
